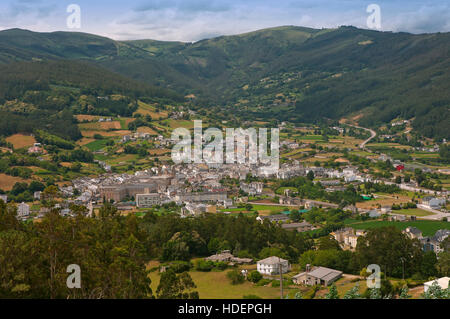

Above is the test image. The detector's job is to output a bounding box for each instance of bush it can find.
[227,269,245,285]
[195,259,214,272]
[168,261,191,273]
[247,270,263,283]
[271,279,291,287]
[213,261,228,271]
[255,278,272,286]
[303,285,320,299]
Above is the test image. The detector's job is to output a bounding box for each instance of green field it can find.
[251,204,290,214]
[148,266,297,299]
[298,135,324,141]
[345,219,449,236]
[84,138,112,151]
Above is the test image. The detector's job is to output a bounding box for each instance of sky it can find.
[0,0,449,41]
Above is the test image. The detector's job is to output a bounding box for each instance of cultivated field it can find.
[6,134,36,149]
[0,173,31,191]
[133,101,169,119]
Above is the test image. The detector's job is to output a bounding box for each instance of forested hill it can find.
[1,26,449,139]
[0,59,183,140]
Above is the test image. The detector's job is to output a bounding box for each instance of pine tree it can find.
[344,284,361,299]
[399,286,411,299]
[422,281,450,299]
[369,288,382,299]
[325,283,339,299]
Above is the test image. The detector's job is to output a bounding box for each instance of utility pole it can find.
[400,257,405,280]
[279,257,283,299]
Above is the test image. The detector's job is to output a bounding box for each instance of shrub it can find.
[247,270,263,283]
[213,261,228,271]
[168,261,191,273]
[255,278,271,286]
[194,259,214,272]
[227,269,245,285]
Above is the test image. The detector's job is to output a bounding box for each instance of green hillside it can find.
[0,26,449,139]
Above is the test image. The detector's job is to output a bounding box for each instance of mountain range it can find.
[0,26,448,139]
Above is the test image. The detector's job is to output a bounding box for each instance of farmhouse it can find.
[403,227,423,240]
[292,265,343,286]
[17,202,30,218]
[204,250,253,264]
[281,221,313,232]
[256,214,290,223]
[421,197,446,209]
[257,256,290,275]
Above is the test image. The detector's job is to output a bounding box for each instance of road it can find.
[416,204,449,221]
[346,124,377,149]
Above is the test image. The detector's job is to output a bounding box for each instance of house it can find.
[421,229,450,254]
[380,206,392,214]
[389,214,407,222]
[223,198,234,208]
[423,277,449,292]
[27,145,42,154]
[403,227,423,240]
[34,191,41,200]
[331,228,365,249]
[281,221,313,232]
[330,227,354,243]
[257,256,290,275]
[421,197,446,209]
[367,209,381,218]
[256,214,290,224]
[204,250,252,264]
[0,194,7,203]
[135,193,169,208]
[292,265,343,286]
[17,202,30,218]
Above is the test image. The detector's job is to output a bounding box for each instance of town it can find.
[1,122,449,299]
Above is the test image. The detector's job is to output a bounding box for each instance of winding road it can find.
[347,124,377,149]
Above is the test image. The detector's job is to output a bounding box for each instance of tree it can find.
[343,284,361,299]
[325,283,339,299]
[317,236,341,250]
[247,270,263,283]
[422,281,449,299]
[420,251,438,277]
[294,291,303,299]
[157,270,199,299]
[437,252,450,276]
[369,288,382,299]
[71,162,82,172]
[0,200,20,232]
[399,286,411,299]
[355,227,423,278]
[227,269,245,285]
[41,185,60,206]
